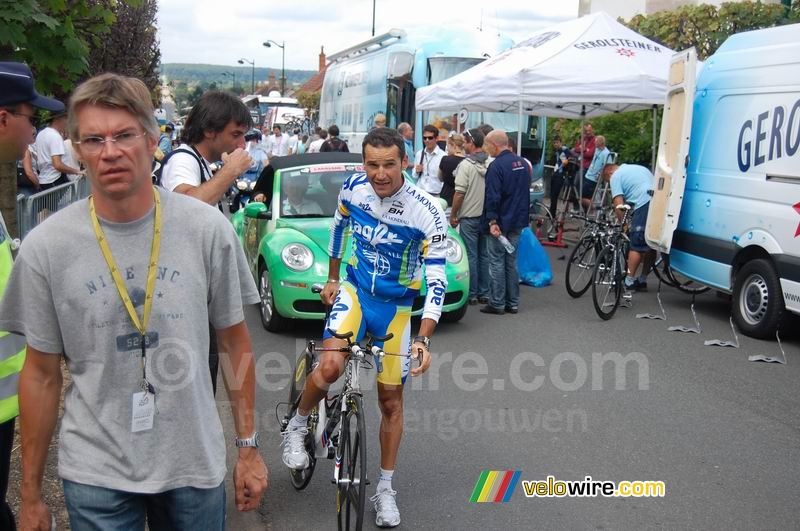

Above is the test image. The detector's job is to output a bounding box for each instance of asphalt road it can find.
[227,244,800,530]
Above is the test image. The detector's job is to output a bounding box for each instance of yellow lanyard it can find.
[89,186,162,338]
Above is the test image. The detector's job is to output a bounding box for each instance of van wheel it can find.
[732,259,784,339]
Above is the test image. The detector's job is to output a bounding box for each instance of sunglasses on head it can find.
[463,130,473,142]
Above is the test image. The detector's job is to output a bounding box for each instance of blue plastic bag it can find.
[517,227,552,287]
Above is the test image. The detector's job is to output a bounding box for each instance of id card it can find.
[131,391,154,432]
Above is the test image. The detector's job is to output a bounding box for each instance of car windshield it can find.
[280,164,364,218]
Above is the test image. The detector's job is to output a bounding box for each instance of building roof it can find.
[297,67,326,93]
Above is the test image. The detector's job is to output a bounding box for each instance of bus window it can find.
[387,52,415,129]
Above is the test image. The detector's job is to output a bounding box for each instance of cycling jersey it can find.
[329,173,449,322]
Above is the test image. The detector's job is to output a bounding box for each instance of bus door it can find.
[387,51,415,129]
[646,48,697,253]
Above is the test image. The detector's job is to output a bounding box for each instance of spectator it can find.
[266,124,290,159]
[372,112,387,129]
[62,137,82,181]
[308,126,322,143]
[549,136,576,219]
[1,73,267,530]
[20,145,40,191]
[397,122,414,170]
[481,130,532,315]
[414,124,445,196]
[450,128,491,305]
[158,122,174,158]
[582,134,610,210]
[307,129,327,153]
[297,134,309,154]
[0,60,63,531]
[34,111,82,189]
[320,124,349,152]
[477,123,494,137]
[287,128,300,155]
[603,161,656,294]
[573,122,596,176]
[159,90,253,394]
[438,133,465,206]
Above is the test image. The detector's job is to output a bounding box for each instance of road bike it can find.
[591,204,634,320]
[280,303,420,530]
[565,213,614,298]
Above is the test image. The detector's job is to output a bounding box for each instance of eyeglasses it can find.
[8,111,37,127]
[75,131,147,154]
[422,136,436,141]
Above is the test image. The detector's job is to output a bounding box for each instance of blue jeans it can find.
[487,229,521,310]
[63,479,225,531]
[459,217,490,299]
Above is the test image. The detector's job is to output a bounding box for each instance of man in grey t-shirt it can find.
[0,74,267,530]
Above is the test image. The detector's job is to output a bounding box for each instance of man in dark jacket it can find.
[481,130,532,315]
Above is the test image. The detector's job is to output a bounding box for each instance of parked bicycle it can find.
[565,212,613,298]
[280,290,421,530]
[591,204,634,320]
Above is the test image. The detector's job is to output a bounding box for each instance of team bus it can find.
[646,23,800,339]
[319,29,547,176]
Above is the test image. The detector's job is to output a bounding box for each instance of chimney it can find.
[319,46,326,72]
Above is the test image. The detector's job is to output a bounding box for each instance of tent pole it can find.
[651,104,657,172]
[517,100,523,156]
[579,106,585,209]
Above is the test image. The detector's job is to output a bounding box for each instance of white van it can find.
[647,23,800,339]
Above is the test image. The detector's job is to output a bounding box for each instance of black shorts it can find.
[580,178,597,199]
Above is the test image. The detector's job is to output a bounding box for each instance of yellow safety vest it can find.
[0,230,25,424]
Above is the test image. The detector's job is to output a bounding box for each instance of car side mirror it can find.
[244,202,271,220]
[438,197,448,211]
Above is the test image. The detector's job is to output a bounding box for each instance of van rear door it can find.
[646,48,697,253]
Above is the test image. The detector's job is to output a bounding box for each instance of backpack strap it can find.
[159,146,209,185]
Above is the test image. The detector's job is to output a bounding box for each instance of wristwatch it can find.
[413,336,431,350]
[235,431,261,448]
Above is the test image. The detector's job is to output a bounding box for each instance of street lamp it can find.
[238,58,255,94]
[262,40,285,96]
[222,71,236,93]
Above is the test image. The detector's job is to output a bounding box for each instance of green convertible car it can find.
[232,152,470,332]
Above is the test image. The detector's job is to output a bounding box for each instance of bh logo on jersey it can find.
[352,221,403,246]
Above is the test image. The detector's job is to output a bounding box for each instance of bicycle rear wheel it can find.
[337,394,366,531]
[530,200,556,239]
[566,236,598,298]
[592,246,622,320]
[287,348,317,490]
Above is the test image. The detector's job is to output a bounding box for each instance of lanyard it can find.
[89,186,162,391]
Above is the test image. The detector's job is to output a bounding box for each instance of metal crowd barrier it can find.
[16,177,91,239]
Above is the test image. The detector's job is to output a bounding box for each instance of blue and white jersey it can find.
[329,174,449,321]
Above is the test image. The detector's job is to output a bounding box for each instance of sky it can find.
[157,0,580,71]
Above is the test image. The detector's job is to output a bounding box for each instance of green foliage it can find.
[624,0,800,60]
[295,91,320,114]
[0,0,116,99]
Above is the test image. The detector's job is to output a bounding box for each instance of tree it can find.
[295,91,321,120]
[85,0,160,96]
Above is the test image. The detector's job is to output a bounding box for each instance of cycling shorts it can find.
[323,281,412,386]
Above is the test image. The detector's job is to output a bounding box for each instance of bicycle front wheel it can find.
[337,394,367,531]
[566,236,598,298]
[287,348,317,490]
[592,246,622,320]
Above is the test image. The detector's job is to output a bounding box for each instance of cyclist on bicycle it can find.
[602,161,655,293]
[281,127,442,528]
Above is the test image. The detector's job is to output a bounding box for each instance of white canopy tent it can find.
[415,11,675,120]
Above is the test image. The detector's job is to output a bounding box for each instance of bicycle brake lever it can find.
[415,347,424,369]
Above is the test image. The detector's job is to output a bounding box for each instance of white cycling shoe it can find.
[371,488,401,528]
[280,427,309,470]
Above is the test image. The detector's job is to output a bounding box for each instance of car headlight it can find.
[281,243,313,271]
[531,179,544,194]
[445,237,463,264]
[237,180,248,191]
[248,181,256,191]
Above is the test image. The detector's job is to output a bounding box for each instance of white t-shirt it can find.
[160,143,213,191]
[62,139,82,181]
[414,145,446,195]
[307,138,325,153]
[266,134,289,157]
[287,134,298,155]
[34,126,66,185]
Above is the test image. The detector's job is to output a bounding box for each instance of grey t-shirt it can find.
[0,188,259,493]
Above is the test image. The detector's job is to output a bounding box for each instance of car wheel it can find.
[259,266,288,332]
[732,258,784,339]
[440,301,468,323]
